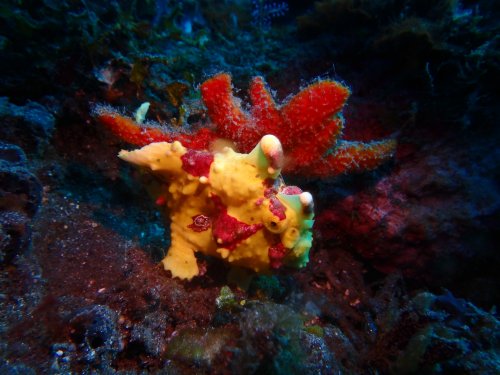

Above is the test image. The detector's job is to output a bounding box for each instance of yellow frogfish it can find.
[119,135,314,280]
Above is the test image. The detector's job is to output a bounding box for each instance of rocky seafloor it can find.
[0,1,499,374]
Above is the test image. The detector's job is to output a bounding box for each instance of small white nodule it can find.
[134,102,150,124]
[299,192,314,213]
[260,134,281,155]
[260,134,284,170]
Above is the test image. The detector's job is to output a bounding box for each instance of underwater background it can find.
[0,0,499,373]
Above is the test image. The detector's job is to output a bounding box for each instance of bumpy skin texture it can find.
[97,73,396,177]
[119,135,314,280]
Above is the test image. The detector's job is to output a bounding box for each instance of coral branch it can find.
[281,80,349,145]
[285,117,344,170]
[96,108,217,149]
[309,139,397,177]
[200,73,260,150]
[249,76,283,138]
[98,112,173,146]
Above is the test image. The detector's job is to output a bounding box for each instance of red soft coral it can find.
[96,73,396,177]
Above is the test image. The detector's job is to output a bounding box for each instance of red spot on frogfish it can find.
[281,186,303,195]
[155,196,167,206]
[188,214,211,232]
[268,243,287,269]
[211,195,263,251]
[181,149,214,178]
[263,178,279,197]
[269,196,286,220]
